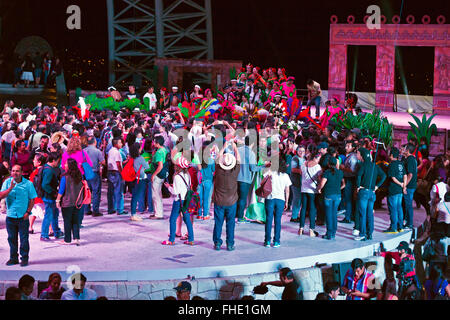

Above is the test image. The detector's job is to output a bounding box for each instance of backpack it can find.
[156,149,170,179]
[33,167,46,198]
[121,158,143,182]
[178,173,200,215]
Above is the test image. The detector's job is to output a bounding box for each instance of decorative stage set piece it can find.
[328,15,449,114]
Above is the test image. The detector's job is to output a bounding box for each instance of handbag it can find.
[76,180,92,209]
[81,151,95,181]
[256,174,272,198]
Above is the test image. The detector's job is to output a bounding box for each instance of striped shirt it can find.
[342,269,374,300]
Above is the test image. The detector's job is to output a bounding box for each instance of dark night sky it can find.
[0,0,448,94]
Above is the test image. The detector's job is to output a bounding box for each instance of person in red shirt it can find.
[381,241,422,300]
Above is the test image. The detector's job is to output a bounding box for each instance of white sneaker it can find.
[352,229,360,236]
[337,210,346,216]
[309,229,316,237]
[354,236,365,241]
[130,216,143,222]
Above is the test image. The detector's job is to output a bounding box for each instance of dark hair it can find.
[326,159,336,174]
[192,296,205,300]
[324,281,340,294]
[381,278,397,299]
[279,267,294,280]
[143,138,153,153]
[71,273,87,284]
[5,287,21,300]
[18,274,35,290]
[47,152,60,164]
[406,143,416,155]
[408,136,418,146]
[112,137,122,147]
[126,132,136,146]
[278,158,287,174]
[47,273,62,284]
[13,139,25,153]
[154,135,165,147]
[315,292,329,300]
[34,153,47,166]
[351,258,364,270]
[66,158,82,184]
[164,296,176,300]
[97,296,108,300]
[129,143,141,159]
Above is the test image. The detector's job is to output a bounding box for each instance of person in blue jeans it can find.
[385,147,407,233]
[129,143,150,221]
[263,159,292,247]
[213,141,241,251]
[84,137,105,217]
[317,158,345,240]
[299,148,322,237]
[162,157,194,245]
[197,145,215,219]
[107,138,126,215]
[403,143,418,229]
[41,153,63,241]
[355,148,386,241]
[1,165,37,267]
[236,136,264,223]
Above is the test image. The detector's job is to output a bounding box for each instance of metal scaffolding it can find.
[107,0,214,88]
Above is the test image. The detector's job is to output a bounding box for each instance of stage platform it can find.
[0,184,420,282]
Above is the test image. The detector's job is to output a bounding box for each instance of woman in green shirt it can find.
[317,157,345,240]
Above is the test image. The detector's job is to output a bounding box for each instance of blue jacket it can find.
[237,145,263,184]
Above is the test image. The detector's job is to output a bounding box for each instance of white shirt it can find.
[144,92,157,110]
[107,147,122,171]
[264,171,292,201]
[431,182,448,203]
[170,172,191,201]
[301,163,321,194]
[436,202,450,224]
[61,288,97,300]
[19,121,29,132]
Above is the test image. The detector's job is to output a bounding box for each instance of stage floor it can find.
[0,184,421,282]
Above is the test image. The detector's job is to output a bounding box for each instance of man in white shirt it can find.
[107,138,126,215]
[143,86,157,110]
[61,273,97,300]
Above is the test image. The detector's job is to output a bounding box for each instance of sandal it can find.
[175,234,182,238]
[180,234,189,241]
[184,241,194,246]
[29,229,34,234]
[161,240,175,245]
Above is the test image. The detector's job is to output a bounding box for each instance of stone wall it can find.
[0,257,386,300]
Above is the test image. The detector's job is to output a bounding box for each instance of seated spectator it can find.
[39,273,65,300]
[324,281,341,300]
[18,274,36,300]
[377,278,398,300]
[5,287,22,300]
[259,267,303,300]
[61,273,97,300]
[174,281,192,301]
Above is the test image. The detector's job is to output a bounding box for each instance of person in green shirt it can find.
[150,136,168,219]
[403,143,418,229]
[317,157,345,240]
[384,147,407,233]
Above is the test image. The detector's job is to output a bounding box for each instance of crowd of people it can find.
[0,62,448,300]
[0,51,62,88]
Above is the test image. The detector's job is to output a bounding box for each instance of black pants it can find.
[414,192,430,216]
[62,206,81,243]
